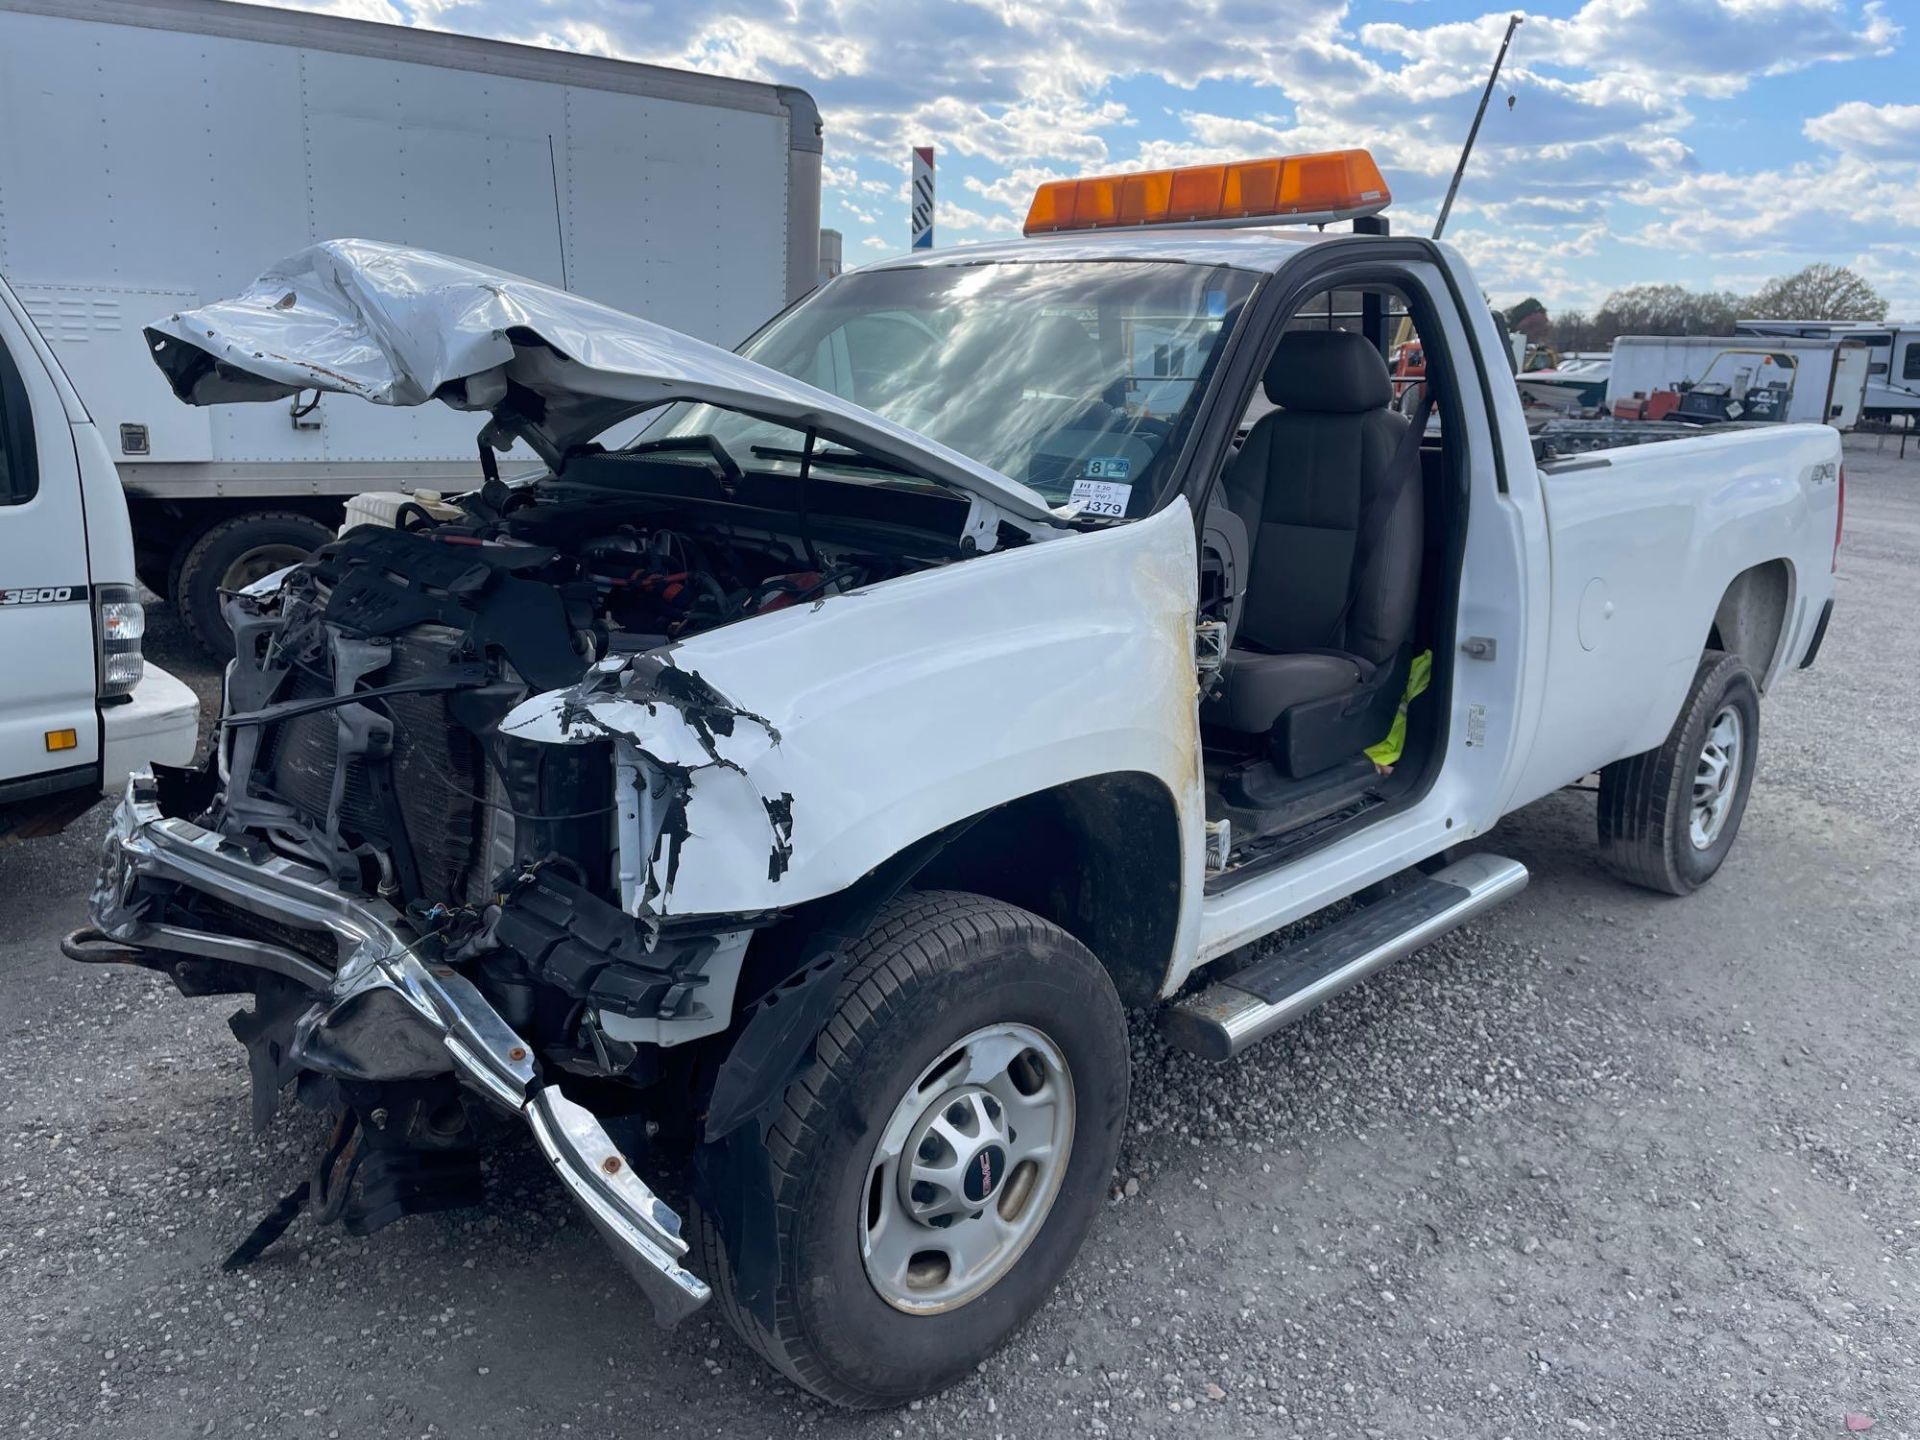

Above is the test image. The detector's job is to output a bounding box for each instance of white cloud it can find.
[1446,226,1615,310]
[1805,100,1920,161]
[933,199,1020,235]
[1365,0,1899,103]
[276,0,1912,315]
[1844,244,1920,314]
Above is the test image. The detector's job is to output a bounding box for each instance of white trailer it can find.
[1734,318,1920,422]
[1607,334,1870,429]
[0,0,821,650]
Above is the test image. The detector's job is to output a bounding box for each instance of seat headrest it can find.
[1029,314,1102,374]
[1263,329,1393,413]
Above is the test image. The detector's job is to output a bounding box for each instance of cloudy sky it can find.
[280,0,1915,315]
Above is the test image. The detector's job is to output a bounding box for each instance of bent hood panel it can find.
[142,238,1058,525]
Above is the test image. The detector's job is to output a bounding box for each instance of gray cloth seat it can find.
[1206,329,1423,760]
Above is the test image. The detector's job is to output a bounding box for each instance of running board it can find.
[1164,854,1529,1061]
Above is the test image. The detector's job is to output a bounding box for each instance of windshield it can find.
[1699,350,1796,390]
[648,260,1259,518]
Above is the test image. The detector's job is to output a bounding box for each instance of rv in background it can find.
[1735,319,1920,423]
[1608,335,1871,431]
[0,0,823,653]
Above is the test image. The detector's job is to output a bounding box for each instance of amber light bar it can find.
[1023,149,1391,236]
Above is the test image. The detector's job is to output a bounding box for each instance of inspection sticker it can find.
[1069,477,1132,517]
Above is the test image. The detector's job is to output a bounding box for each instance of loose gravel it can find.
[3,440,1915,1438]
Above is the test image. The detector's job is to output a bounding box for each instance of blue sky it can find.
[282,0,1918,316]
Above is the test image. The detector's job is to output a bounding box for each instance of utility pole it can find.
[1434,13,1522,240]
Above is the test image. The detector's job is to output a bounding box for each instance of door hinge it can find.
[1195,618,1227,688]
[1204,818,1232,875]
[1460,636,1497,661]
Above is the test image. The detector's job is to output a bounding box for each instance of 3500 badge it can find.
[0,584,88,606]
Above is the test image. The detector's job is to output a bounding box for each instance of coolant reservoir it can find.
[339,489,463,534]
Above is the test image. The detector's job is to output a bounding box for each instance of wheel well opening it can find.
[909,772,1183,1007]
[1706,559,1792,691]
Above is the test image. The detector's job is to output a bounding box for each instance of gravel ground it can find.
[4,438,1916,1438]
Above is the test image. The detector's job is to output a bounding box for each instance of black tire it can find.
[173,510,335,656]
[1597,649,1760,895]
[696,890,1129,1409]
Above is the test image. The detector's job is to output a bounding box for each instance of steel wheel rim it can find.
[221,543,313,593]
[1690,703,1744,850]
[860,1022,1075,1314]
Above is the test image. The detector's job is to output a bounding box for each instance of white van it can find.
[0,272,198,838]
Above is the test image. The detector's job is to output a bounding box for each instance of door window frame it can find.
[0,330,39,506]
[1181,253,1475,530]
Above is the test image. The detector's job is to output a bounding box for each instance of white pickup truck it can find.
[67,151,1840,1408]
[0,271,198,839]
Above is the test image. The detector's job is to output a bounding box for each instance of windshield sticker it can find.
[1205,289,1229,319]
[1084,456,1132,480]
[1069,477,1132,518]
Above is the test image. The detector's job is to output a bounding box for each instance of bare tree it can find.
[1540,264,1887,348]
[1747,263,1889,321]
[1594,284,1745,341]
[1555,309,1604,351]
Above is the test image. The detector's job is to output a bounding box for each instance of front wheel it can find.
[1597,649,1760,895]
[697,891,1128,1408]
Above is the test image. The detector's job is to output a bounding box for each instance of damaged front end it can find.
[69,238,1127,1330]
[64,520,814,1323]
[68,770,712,1321]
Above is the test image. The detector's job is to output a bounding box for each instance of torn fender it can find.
[502,656,796,914]
[500,503,1210,968]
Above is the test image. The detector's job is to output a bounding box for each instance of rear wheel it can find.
[1597,649,1760,895]
[174,510,335,656]
[697,890,1128,1408]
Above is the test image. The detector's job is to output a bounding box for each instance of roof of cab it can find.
[853,224,1349,277]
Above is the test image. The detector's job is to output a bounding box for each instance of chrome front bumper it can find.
[76,771,711,1324]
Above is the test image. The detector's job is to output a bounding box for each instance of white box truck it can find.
[0,0,822,651]
[1607,333,1870,429]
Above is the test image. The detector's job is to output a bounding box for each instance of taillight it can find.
[1833,465,1845,573]
[94,583,145,698]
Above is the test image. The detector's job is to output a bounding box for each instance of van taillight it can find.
[1833,465,1845,573]
[94,583,145,698]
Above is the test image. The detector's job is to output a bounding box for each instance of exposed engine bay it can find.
[218,449,982,909]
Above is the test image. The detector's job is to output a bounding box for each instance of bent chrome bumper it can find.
[77,771,711,1324]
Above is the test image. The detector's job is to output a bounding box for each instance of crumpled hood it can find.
[143,238,1061,527]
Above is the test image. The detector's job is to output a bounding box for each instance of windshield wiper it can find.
[749,444,918,477]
